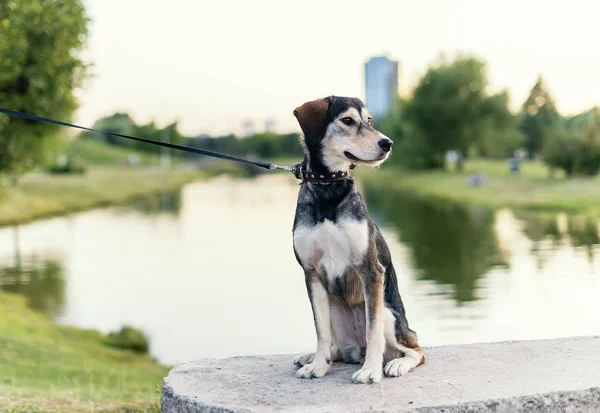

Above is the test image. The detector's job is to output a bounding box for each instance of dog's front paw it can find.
[351,364,383,384]
[293,352,315,367]
[296,362,330,379]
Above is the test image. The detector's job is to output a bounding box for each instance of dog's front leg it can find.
[296,271,332,379]
[352,263,385,384]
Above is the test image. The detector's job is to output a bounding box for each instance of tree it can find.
[80,113,137,147]
[543,107,600,177]
[519,76,560,158]
[402,55,518,169]
[0,0,89,182]
[477,91,523,158]
[81,112,189,156]
[378,97,434,170]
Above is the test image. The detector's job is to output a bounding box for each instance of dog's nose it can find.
[378,138,393,153]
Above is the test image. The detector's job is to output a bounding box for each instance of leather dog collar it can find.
[292,162,351,183]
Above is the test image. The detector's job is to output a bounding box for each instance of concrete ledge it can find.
[161,336,600,412]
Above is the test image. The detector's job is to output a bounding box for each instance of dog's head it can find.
[293,96,392,172]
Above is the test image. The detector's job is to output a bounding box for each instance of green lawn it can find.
[0,166,203,227]
[358,159,600,216]
[0,292,169,412]
[70,139,165,166]
[0,138,269,227]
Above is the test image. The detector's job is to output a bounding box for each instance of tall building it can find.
[264,119,275,133]
[364,56,399,118]
[242,120,255,138]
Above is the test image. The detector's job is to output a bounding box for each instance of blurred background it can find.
[1,0,599,411]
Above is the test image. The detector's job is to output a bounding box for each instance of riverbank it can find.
[4,157,599,228]
[0,292,169,412]
[0,166,201,227]
[358,159,600,216]
[0,161,256,227]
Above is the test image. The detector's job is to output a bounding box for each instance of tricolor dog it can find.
[291,96,425,384]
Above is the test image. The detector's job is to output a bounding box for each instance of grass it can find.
[70,139,165,166]
[0,166,203,227]
[357,159,600,216]
[0,138,259,227]
[0,292,170,412]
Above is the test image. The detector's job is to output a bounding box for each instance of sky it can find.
[76,0,599,136]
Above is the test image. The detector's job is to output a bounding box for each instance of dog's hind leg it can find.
[296,272,333,379]
[382,308,426,377]
[376,252,425,377]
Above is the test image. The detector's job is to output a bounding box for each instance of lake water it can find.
[1,174,599,365]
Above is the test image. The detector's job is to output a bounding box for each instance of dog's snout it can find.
[378,138,393,153]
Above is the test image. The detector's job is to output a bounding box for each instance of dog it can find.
[291,96,425,384]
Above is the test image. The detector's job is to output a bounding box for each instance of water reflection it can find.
[515,211,600,264]
[122,189,182,216]
[0,228,65,316]
[364,186,508,303]
[569,218,600,260]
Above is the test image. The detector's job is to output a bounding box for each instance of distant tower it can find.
[364,56,399,118]
[242,120,255,137]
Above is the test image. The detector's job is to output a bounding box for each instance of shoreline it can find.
[0,291,170,412]
[3,158,600,230]
[358,160,600,218]
[0,164,250,228]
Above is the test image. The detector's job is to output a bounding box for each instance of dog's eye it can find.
[340,117,354,126]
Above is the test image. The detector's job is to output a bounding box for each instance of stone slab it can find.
[162,336,600,412]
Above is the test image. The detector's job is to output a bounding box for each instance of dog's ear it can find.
[293,97,332,140]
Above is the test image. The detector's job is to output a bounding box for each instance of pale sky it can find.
[76,0,599,136]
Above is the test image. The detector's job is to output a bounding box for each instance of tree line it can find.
[378,55,600,176]
[1,0,598,182]
[78,112,303,161]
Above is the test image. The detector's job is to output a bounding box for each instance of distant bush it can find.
[543,135,600,177]
[106,325,149,354]
[47,155,86,175]
[186,132,303,161]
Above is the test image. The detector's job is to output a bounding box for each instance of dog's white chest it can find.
[293,219,369,278]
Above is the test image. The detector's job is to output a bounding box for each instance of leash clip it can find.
[291,162,305,181]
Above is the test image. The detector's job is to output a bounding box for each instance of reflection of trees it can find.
[514,212,563,269]
[516,211,562,245]
[125,189,182,216]
[364,186,507,303]
[569,218,600,262]
[0,227,66,316]
[515,211,599,263]
[0,257,66,316]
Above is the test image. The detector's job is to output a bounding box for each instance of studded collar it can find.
[292,162,351,183]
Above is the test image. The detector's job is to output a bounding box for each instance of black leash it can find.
[0,107,294,172]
